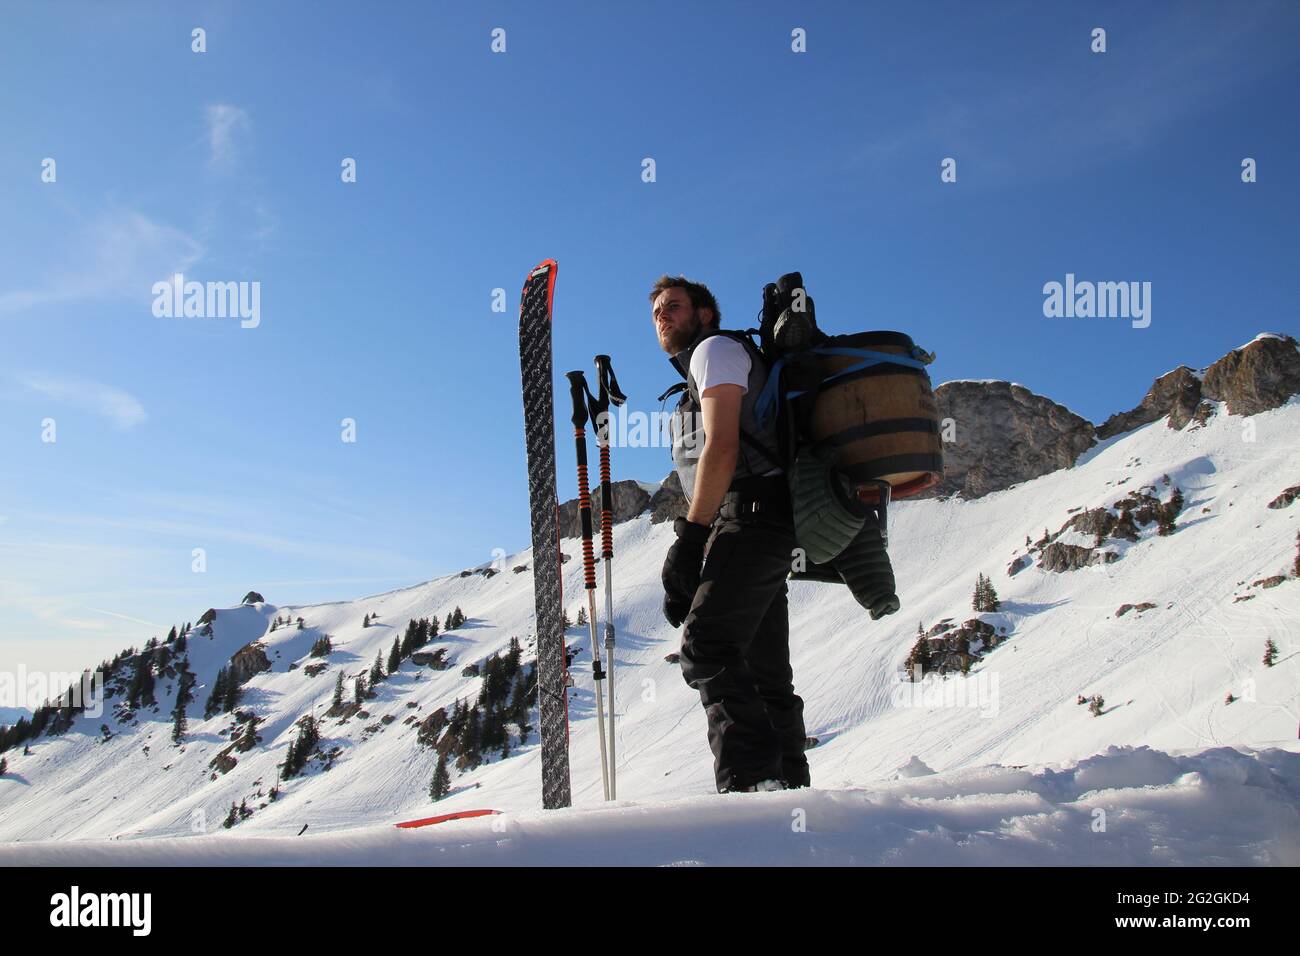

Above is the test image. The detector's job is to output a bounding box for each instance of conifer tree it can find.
[400,620,418,657]
[239,717,258,751]
[332,672,344,707]
[207,673,227,716]
[575,606,587,627]
[1157,487,1183,535]
[1263,638,1278,668]
[354,674,368,703]
[370,650,385,686]
[171,661,194,744]
[430,754,451,801]
[388,638,402,675]
[222,671,240,713]
[984,576,1001,612]
[128,652,156,710]
[904,633,931,680]
[461,707,482,762]
[283,714,319,778]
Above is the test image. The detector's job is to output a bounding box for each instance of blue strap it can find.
[755,346,931,426]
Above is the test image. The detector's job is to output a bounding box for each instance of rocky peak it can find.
[1096,366,1203,437]
[1201,332,1300,416]
[911,381,1097,501]
[556,479,653,540]
[1098,332,1299,438]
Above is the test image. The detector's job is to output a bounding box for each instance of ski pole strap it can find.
[755,345,934,427]
[656,382,686,403]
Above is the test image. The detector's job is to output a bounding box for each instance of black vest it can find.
[667,327,784,506]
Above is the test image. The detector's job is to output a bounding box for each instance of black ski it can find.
[518,258,572,810]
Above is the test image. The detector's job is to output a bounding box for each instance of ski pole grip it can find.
[566,371,590,430]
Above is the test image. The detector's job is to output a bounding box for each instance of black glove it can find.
[662,517,711,627]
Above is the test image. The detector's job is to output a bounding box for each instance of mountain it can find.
[1,333,1297,863]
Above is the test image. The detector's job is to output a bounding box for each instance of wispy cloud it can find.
[85,608,165,629]
[0,206,202,316]
[207,103,250,169]
[17,374,147,429]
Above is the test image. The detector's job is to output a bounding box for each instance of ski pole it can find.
[591,354,626,798]
[565,370,611,801]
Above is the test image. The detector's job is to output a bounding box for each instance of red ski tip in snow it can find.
[394,809,502,829]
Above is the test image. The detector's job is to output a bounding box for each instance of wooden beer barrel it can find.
[806,331,943,501]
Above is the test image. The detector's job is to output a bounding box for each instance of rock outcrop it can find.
[1202,333,1300,416]
[1096,367,1204,437]
[911,381,1097,500]
[1098,333,1299,438]
[1039,542,1118,573]
[228,642,271,686]
[649,471,688,524]
[1267,485,1300,510]
[557,479,652,539]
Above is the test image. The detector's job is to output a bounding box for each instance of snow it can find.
[939,379,1028,387]
[2,396,1299,864]
[1,744,1294,865]
[634,479,662,498]
[1233,331,1292,352]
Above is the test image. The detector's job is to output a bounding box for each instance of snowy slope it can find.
[3,745,1297,865]
[1,396,1298,863]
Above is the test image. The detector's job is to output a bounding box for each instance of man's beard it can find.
[663,312,704,353]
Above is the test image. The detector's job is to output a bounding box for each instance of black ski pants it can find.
[678,500,810,793]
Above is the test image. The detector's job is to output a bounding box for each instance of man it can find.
[651,275,810,794]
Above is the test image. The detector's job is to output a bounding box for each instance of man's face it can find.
[652,287,710,354]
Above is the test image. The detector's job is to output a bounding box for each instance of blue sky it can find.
[1,0,1297,680]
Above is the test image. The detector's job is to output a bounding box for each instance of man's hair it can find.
[648,275,721,327]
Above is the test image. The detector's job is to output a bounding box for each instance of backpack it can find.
[672,272,945,620]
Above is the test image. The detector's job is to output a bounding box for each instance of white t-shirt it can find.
[689,335,750,395]
[687,335,782,476]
